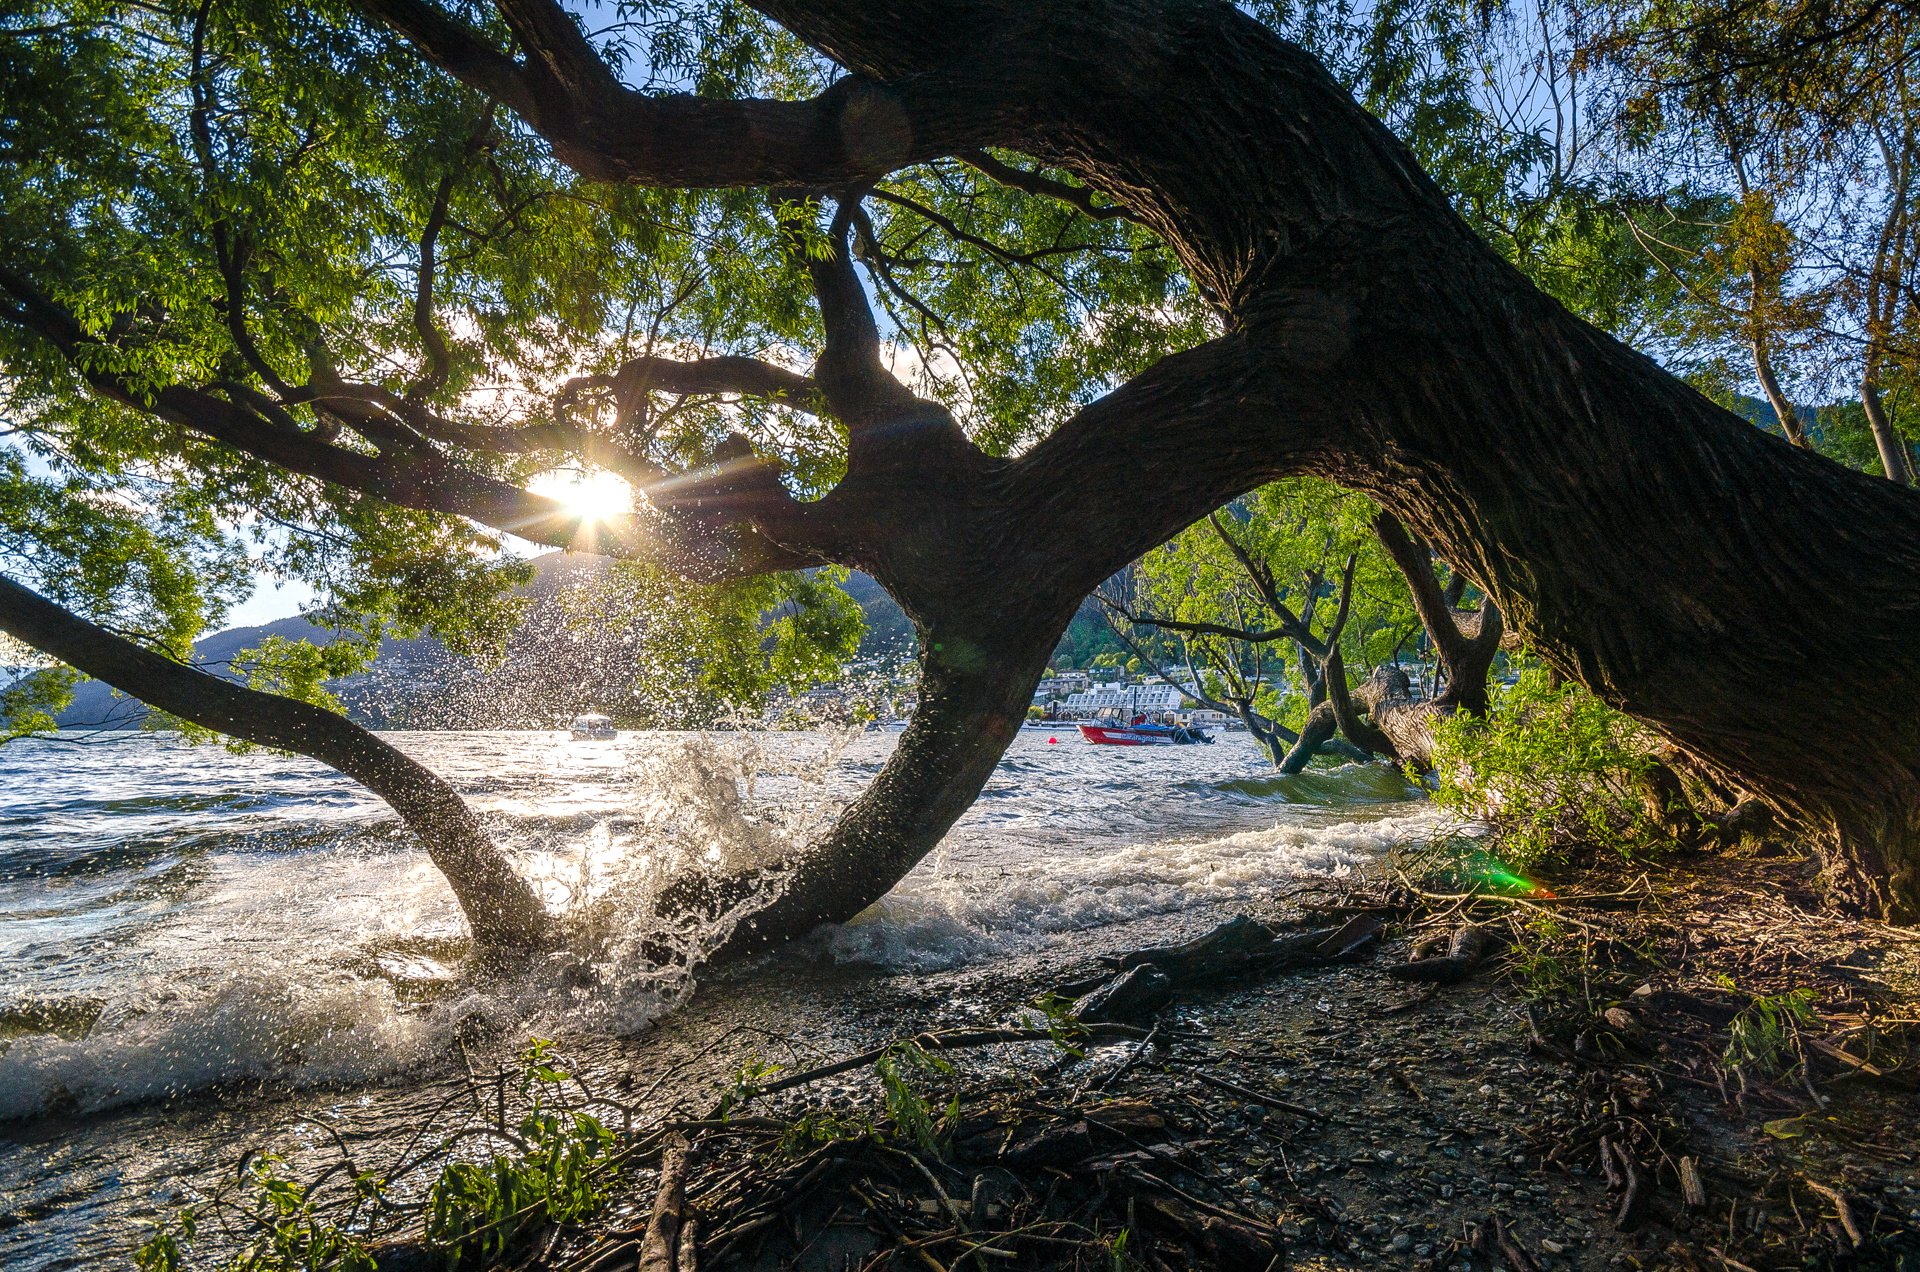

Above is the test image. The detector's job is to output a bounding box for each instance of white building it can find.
[1059,679,1202,719]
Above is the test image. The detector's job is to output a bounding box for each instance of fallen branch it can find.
[638,1134,697,1272]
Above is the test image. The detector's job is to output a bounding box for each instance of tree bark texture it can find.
[670,606,1069,954]
[67,0,1920,922]
[0,576,553,947]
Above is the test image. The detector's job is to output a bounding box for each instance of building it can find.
[1058,679,1202,719]
[1033,671,1093,703]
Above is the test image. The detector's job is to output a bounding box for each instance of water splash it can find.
[0,731,852,1120]
[815,805,1447,971]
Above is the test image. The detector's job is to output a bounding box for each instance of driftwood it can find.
[1064,913,1384,1024]
[638,1134,698,1272]
[1386,923,1499,984]
[1071,964,1174,1025]
[588,1088,1284,1272]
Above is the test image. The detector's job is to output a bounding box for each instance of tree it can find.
[1106,481,1505,772]
[1099,480,1403,772]
[3,0,1918,933]
[0,441,557,942]
[1577,0,1920,477]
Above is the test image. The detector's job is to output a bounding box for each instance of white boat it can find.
[569,713,617,740]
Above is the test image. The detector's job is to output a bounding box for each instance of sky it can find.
[220,577,319,631]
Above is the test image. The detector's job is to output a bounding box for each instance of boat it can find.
[568,713,617,740]
[1076,708,1213,746]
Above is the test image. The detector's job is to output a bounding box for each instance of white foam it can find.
[0,733,846,1120]
[816,807,1447,971]
[0,732,1432,1119]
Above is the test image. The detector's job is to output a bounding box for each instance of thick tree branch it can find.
[0,263,826,579]
[1372,509,1502,712]
[1321,646,1392,759]
[356,0,994,188]
[797,199,925,426]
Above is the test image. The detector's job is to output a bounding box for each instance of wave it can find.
[0,734,842,1122]
[1207,761,1423,805]
[0,733,1431,1121]
[814,805,1447,971]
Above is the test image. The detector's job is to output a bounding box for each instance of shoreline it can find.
[518,850,1920,1271]
[7,777,1917,1269]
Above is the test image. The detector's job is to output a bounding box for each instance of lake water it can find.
[0,728,1437,1267]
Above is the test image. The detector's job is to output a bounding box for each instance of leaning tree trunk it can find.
[670,606,1068,954]
[1367,511,1505,769]
[1750,325,1806,448]
[750,0,1920,917]
[1862,374,1917,487]
[260,0,1920,920]
[830,1,1920,918]
[0,575,552,947]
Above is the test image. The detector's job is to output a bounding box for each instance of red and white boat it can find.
[1076,708,1213,746]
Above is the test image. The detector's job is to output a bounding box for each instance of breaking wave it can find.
[0,732,1434,1122]
[0,732,847,1121]
[815,804,1444,971]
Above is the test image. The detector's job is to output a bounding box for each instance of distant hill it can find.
[58,555,912,730]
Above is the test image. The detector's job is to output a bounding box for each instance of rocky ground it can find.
[524,846,1920,1272]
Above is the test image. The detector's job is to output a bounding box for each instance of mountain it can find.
[57,555,911,730]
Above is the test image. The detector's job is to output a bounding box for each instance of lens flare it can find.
[529,468,632,524]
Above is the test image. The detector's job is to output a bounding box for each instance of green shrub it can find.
[425,1039,618,1265]
[1428,667,1665,866]
[129,1038,619,1272]
[1724,988,1818,1076]
[874,1040,959,1157]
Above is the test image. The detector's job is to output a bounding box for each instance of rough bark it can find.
[673,607,1068,954]
[1274,700,1345,774]
[0,575,552,947]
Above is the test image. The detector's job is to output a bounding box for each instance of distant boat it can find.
[569,713,617,740]
[1076,708,1213,746]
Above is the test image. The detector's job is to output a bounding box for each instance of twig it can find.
[737,1025,1145,1104]
[1611,1139,1648,1231]
[1801,1178,1864,1248]
[1182,1067,1335,1123]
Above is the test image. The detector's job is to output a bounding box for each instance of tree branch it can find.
[1098,597,1302,746]
[957,150,1135,221]
[1207,512,1320,652]
[0,262,824,580]
[1372,508,1503,688]
[0,573,551,946]
[355,0,991,188]
[794,197,924,426]
[1095,591,1296,646]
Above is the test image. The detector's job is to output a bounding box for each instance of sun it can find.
[529,468,632,524]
